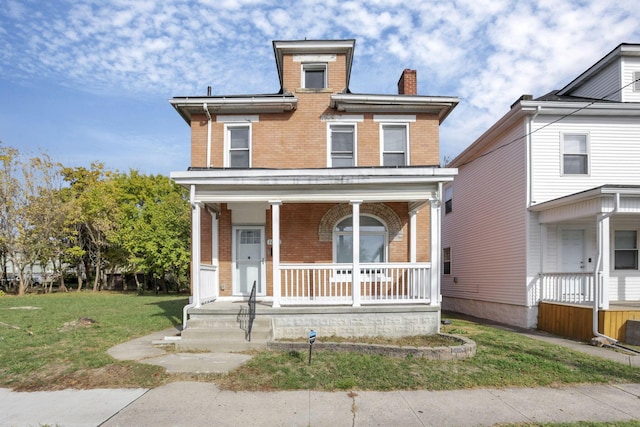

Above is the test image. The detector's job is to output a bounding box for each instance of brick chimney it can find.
[397,69,417,95]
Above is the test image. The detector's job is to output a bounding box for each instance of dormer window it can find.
[303,63,327,89]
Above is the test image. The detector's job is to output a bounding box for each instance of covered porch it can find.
[532,185,640,342]
[172,166,455,333]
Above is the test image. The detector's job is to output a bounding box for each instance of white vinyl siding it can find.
[623,57,640,102]
[531,115,640,204]
[441,120,528,306]
[571,59,621,101]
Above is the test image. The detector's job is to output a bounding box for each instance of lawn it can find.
[0,291,187,391]
[1,292,639,393]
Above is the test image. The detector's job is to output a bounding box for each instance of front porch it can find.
[533,186,640,343]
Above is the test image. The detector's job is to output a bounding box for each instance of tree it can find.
[62,163,118,291]
[109,171,190,294]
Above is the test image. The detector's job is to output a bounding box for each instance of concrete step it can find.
[181,326,272,341]
[175,338,269,352]
[186,316,271,329]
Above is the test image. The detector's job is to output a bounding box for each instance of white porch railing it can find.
[539,272,595,304]
[198,264,218,305]
[280,262,432,305]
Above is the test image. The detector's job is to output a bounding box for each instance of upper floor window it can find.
[381,124,409,166]
[634,71,640,92]
[303,63,327,89]
[562,133,589,175]
[334,215,387,263]
[444,186,453,214]
[614,230,638,270]
[330,124,355,167]
[226,124,250,168]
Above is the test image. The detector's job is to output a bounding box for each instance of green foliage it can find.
[0,143,191,294]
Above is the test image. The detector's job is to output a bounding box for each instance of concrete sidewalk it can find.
[1,324,639,426]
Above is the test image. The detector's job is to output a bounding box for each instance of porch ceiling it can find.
[531,185,640,224]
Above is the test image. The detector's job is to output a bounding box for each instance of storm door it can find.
[232,226,265,296]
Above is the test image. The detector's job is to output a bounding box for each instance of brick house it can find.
[170,39,458,341]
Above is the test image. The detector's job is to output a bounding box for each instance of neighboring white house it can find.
[441,43,640,339]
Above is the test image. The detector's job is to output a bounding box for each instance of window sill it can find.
[296,88,334,93]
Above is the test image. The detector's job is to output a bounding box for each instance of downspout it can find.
[204,103,212,168]
[593,192,620,344]
[182,185,198,330]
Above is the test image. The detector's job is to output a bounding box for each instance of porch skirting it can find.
[442,296,538,329]
[188,302,441,339]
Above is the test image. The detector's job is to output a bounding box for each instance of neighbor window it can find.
[444,186,453,214]
[303,63,326,89]
[334,215,387,263]
[443,247,451,275]
[614,230,638,270]
[562,133,589,175]
[227,125,250,168]
[330,124,355,167]
[634,71,640,92]
[382,124,408,166]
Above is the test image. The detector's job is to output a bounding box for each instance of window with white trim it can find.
[381,124,409,166]
[330,124,355,167]
[334,215,387,263]
[614,230,638,270]
[226,124,250,168]
[562,133,589,175]
[443,247,451,275]
[633,71,640,92]
[302,63,327,89]
[444,186,453,214]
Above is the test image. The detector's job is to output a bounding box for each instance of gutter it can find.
[204,103,212,168]
[593,192,619,344]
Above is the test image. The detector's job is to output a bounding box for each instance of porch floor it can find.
[188,299,440,317]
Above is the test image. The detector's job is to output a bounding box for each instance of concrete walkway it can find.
[1,325,639,426]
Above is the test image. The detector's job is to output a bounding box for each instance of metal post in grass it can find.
[308,329,316,365]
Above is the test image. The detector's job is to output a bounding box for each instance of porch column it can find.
[270,201,282,308]
[599,215,610,309]
[409,209,418,263]
[211,210,219,299]
[351,200,362,307]
[191,194,202,308]
[430,198,441,304]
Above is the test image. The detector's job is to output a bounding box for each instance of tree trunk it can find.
[76,264,84,292]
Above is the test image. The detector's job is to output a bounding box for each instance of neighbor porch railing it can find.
[539,272,596,304]
[279,262,432,305]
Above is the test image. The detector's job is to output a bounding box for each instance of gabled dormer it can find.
[557,43,640,102]
[273,39,355,94]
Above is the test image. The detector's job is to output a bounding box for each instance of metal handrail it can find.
[246,280,257,341]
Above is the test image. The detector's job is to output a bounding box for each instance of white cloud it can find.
[2,0,640,171]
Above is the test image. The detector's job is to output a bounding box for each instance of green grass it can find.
[1,292,640,394]
[0,291,187,390]
[217,317,640,392]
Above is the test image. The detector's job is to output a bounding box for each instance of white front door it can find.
[232,226,265,295]
[562,229,585,272]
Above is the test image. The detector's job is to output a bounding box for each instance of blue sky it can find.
[1,0,639,175]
